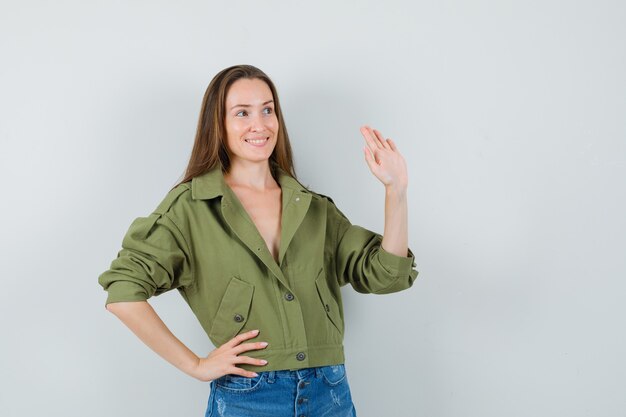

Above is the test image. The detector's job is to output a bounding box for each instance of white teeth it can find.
[245,137,268,144]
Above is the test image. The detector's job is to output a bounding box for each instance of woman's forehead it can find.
[227,78,273,103]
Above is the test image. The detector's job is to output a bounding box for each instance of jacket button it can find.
[284,292,294,301]
[296,352,306,361]
[233,314,244,322]
[325,304,330,312]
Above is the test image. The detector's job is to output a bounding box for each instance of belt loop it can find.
[314,366,322,378]
[267,370,276,384]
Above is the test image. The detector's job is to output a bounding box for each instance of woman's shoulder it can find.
[152,181,193,217]
[304,187,337,205]
[305,189,348,223]
[304,188,351,223]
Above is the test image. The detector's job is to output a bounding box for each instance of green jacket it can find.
[98,166,419,372]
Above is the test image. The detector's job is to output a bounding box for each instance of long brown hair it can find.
[171,64,298,190]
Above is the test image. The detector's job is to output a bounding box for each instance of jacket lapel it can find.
[192,165,312,291]
[278,186,312,266]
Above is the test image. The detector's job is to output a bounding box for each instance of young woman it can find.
[98,64,418,417]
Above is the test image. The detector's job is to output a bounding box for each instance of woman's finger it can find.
[360,125,383,150]
[363,146,380,172]
[373,128,391,150]
[228,367,260,378]
[231,341,269,355]
[222,329,260,349]
[233,355,268,367]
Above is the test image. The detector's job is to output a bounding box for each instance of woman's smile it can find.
[245,136,270,147]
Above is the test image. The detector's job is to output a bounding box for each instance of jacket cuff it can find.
[103,280,150,307]
[378,245,417,276]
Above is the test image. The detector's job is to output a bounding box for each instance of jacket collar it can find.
[191,165,309,200]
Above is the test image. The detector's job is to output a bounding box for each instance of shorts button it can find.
[296,352,306,361]
[233,314,244,322]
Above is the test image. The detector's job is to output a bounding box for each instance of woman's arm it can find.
[329,125,417,294]
[106,301,201,378]
[106,301,269,381]
[360,125,411,258]
[382,186,409,257]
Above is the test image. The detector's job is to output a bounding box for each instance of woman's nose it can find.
[249,113,266,131]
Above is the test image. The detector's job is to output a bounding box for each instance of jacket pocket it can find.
[314,267,343,336]
[208,276,254,346]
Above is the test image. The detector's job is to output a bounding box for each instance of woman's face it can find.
[224,77,279,166]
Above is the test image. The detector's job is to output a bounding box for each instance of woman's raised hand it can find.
[191,329,269,382]
[360,125,408,192]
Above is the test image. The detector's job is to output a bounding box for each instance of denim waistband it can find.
[259,364,342,382]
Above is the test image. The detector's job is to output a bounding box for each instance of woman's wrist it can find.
[180,353,203,379]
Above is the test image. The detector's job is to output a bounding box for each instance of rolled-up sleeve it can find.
[328,199,419,294]
[98,211,193,307]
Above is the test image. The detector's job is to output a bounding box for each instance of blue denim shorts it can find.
[205,363,357,417]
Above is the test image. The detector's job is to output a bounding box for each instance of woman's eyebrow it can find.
[230,100,274,110]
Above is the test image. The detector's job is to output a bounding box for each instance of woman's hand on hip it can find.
[190,329,268,382]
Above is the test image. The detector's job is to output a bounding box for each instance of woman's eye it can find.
[235,108,272,117]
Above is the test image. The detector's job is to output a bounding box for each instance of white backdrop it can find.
[1,1,625,416]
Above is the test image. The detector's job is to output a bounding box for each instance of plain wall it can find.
[1,0,625,416]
